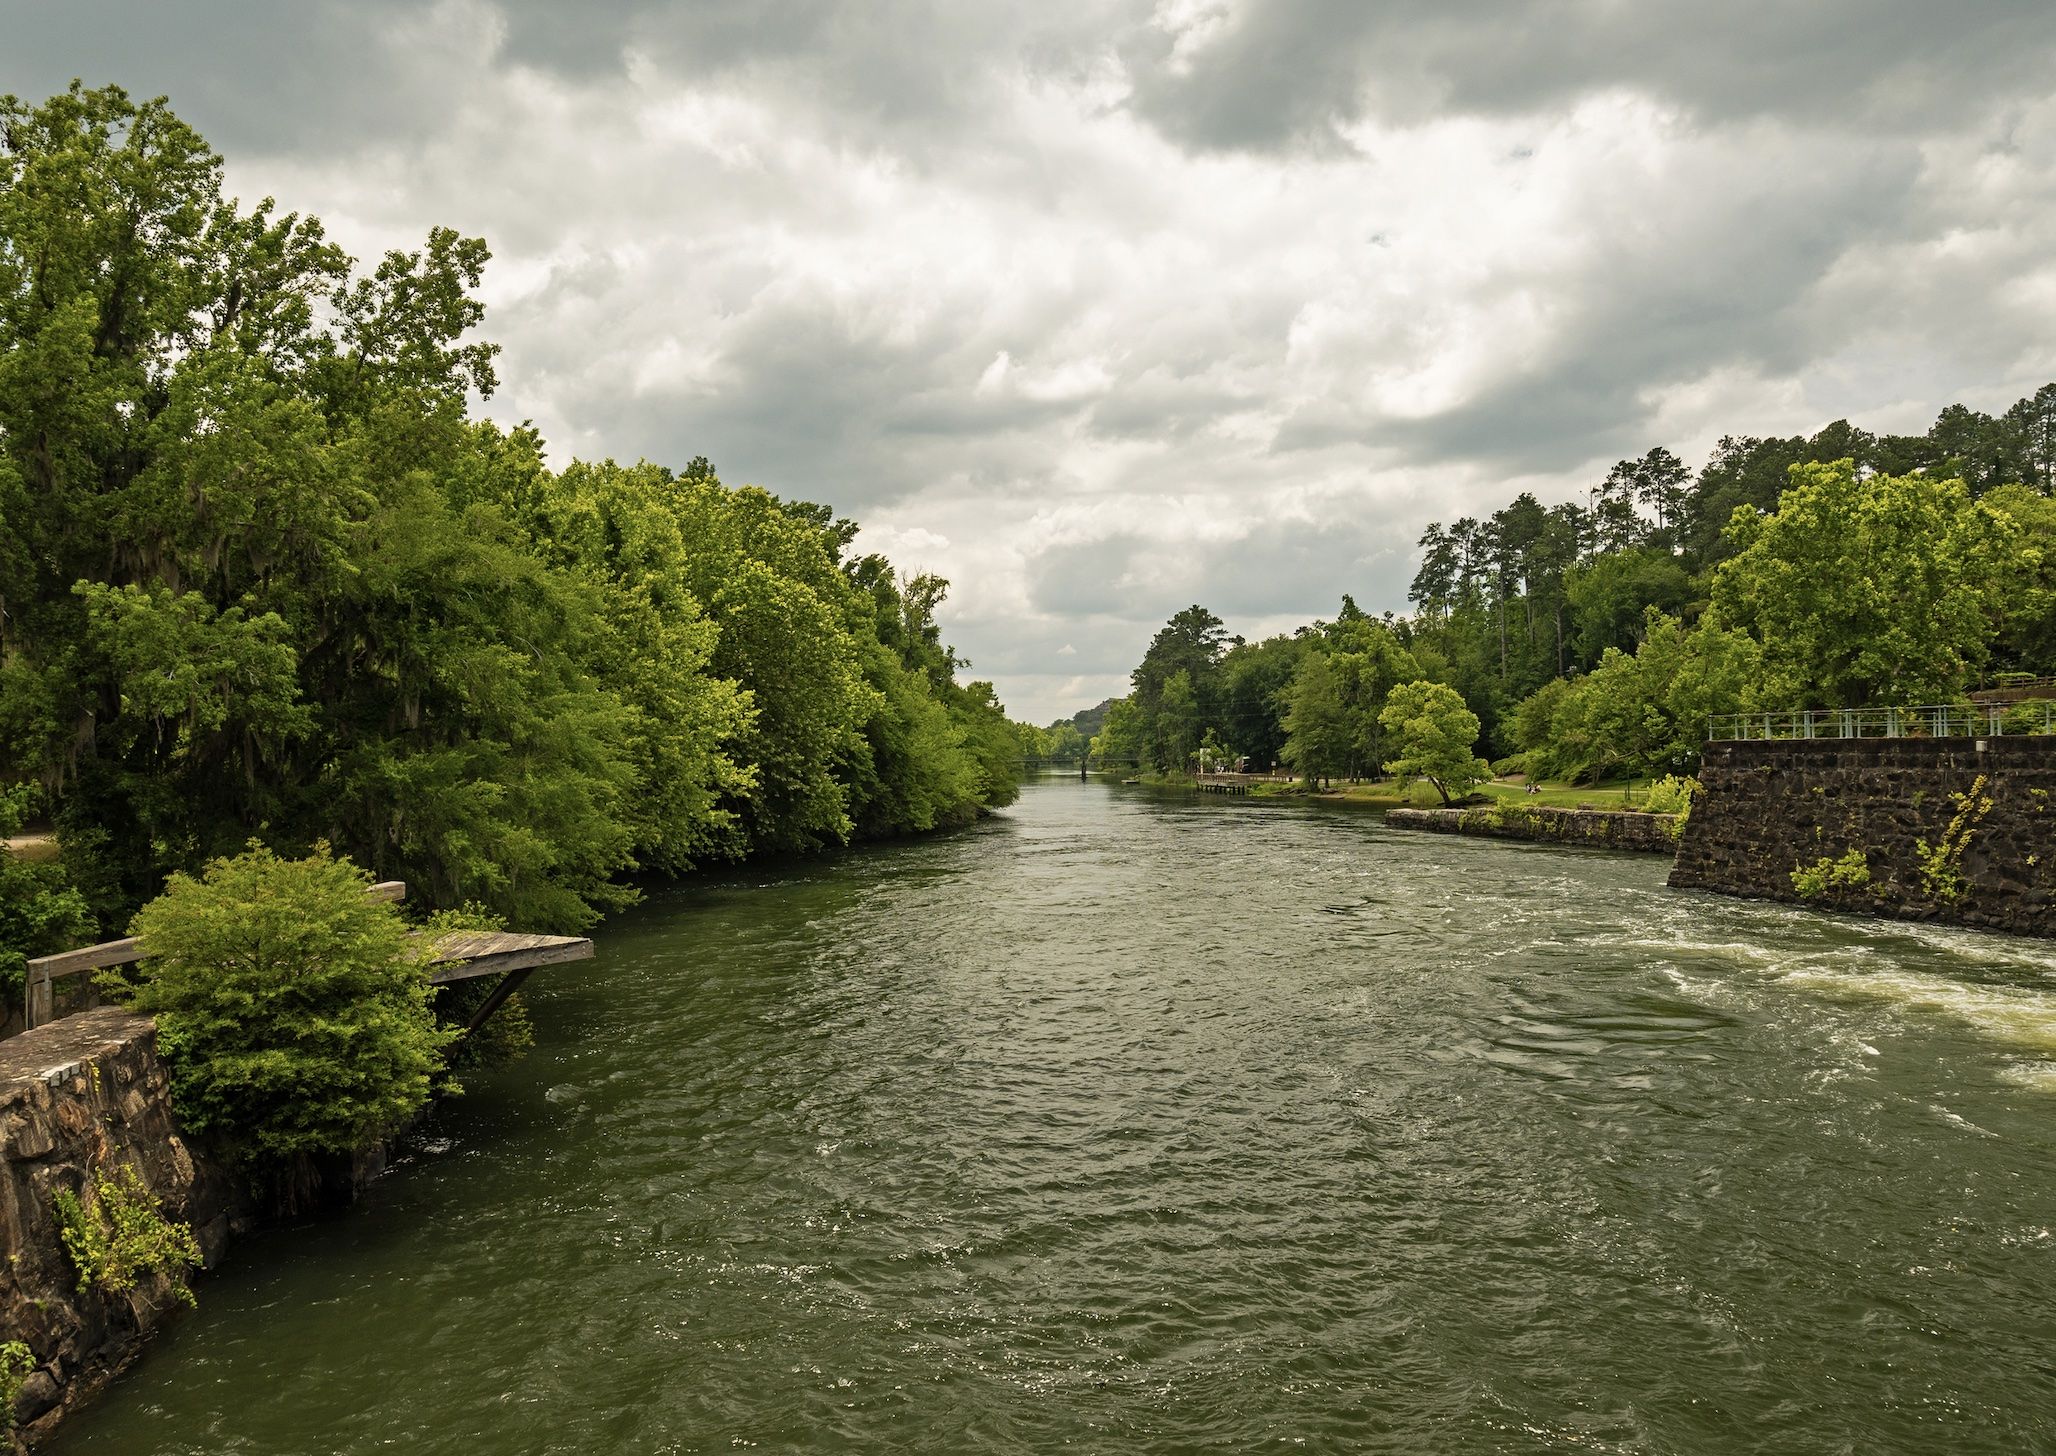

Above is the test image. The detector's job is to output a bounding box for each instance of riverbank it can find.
[1386,804,1680,854]
[0,1006,404,1449]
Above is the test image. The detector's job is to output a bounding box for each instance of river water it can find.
[46,778,2056,1454]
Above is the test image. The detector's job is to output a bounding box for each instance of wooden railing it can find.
[18,881,594,1040]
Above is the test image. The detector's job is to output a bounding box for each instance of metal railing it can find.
[1707,702,2056,742]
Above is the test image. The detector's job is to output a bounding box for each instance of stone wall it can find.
[1669,737,2056,937]
[0,1008,235,1448]
[1386,804,1680,854]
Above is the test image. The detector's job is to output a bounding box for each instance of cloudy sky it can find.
[9,2,2056,722]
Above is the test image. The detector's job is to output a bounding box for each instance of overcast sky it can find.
[10,2,2056,723]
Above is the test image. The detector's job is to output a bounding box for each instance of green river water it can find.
[45,777,2056,1454]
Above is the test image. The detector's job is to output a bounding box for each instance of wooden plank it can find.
[428,934,593,984]
[20,892,588,1031]
[457,967,539,1036]
[25,967,53,1031]
[26,937,143,980]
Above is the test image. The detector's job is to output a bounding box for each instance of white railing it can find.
[1707,702,2056,742]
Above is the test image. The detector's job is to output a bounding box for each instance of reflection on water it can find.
[47,777,2056,1454]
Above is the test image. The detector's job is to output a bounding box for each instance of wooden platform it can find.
[21,882,593,1034]
[425,930,596,983]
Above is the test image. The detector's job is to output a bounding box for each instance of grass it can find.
[1248,776,1657,810]
[1109,771,1661,811]
[1473,777,1654,810]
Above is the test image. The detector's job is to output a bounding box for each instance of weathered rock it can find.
[1386,804,1680,854]
[1670,737,2056,937]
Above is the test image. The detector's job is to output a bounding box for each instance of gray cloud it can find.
[6,0,2056,722]
[1122,1,2056,153]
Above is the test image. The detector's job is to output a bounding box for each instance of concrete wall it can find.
[1386,805,1680,854]
[1669,737,2056,937]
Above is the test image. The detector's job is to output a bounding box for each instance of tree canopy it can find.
[0,84,1026,965]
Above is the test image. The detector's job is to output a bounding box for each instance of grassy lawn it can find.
[1241,776,1659,810]
[1116,772,1664,811]
[1474,777,1655,810]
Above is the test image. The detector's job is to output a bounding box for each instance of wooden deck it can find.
[21,881,593,1034]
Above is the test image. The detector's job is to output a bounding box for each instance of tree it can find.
[1156,670,1201,774]
[1380,681,1490,805]
[1279,654,1350,786]
[1713,461,2017,706]
[0,786,94,1005]
[1565,547,1693,666]
[2004,383,2056,495]
[123,844,453,1165]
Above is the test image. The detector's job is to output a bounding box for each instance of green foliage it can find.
[0,785,95,1004]
[0,85,1021,949]
[1790,849,1872,900]
[423,904,534,1070]
[0,1340,33,1433]
[122,844,453,1164]
[1642,774,1700,821]
[1380,681,1490,805]
[1999,700,2055,735]
[1914,777,1993,904]
[1714,462,2017,706]
[50,1163,202,1306]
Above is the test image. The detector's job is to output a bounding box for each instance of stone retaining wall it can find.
[1385,804,1680,854]
[1669,737,2056,937]
[0,1008,234,1448]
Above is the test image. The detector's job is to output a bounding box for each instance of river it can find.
[46,777,2056,1454]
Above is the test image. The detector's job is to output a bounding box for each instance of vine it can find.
[1914,775,1993,904]
[50,1164,202,1307]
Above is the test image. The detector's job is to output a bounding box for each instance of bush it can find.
[122,843,454,1164]
[1642,774,1700,818]
[1999,700,2053,735]
[50,1163,201,1306]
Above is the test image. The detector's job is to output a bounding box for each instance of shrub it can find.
[1791,849,1872,900]
[1914,777,1993,904]
[1,1340,33,1433]
[121,843,454,1164]
[1642,774,1700,819]
[1999,700,2053,736]
[50,1163,201,1306]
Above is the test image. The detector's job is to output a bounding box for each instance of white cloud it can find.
[11,0,2056,722]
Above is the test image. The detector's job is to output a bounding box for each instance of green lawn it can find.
[1242,776,1658,810]
[1118,772,1662,811]
[1474,777,1655,810]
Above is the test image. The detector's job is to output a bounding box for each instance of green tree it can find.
[123,844,453,1165]
[1380,681,1490,805]
[1713,461,2017,705]
[0,787,95,1006]
[1280,653,1350,786]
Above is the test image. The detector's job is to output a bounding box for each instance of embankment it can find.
[0,1009,221,1445]
[1670,737,2056,937]
[0,1008,382,1447]
[1386,804,1679,853]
